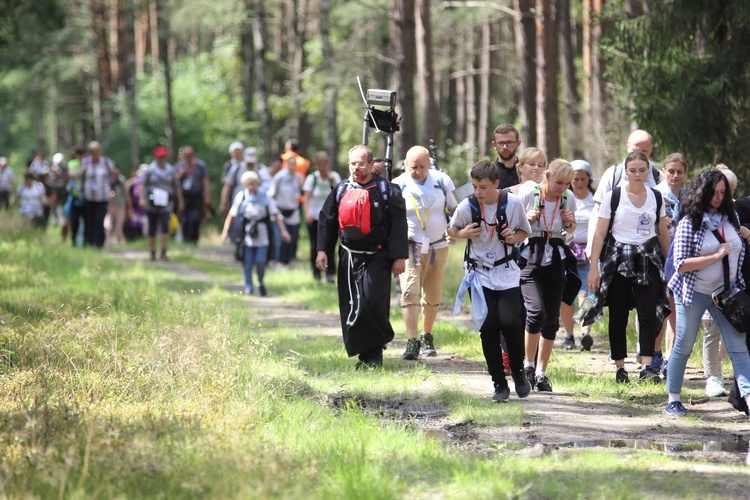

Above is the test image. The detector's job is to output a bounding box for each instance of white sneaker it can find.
[705,376,727,397]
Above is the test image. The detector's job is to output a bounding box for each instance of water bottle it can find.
[574,293,598,325]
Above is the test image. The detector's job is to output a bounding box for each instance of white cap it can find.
[244,147,258,163]
[571,160,597,181]
[229,141,244,154]
[52,153,64,165]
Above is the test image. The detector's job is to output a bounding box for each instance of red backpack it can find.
[335,179,389,241]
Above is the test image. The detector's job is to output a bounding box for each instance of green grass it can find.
[0,214,746,498]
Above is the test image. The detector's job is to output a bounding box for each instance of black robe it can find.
[317,174,408,356]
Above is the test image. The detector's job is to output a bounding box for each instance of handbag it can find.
[711,230,750,333]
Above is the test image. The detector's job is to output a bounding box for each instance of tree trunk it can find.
[241,0,255,122]
[157,0,176,159]
[134,4,148,76]
[110,0,121,92]
[290,0,309,148]
[321,0,337,163]
[513,0,536,145]
[149,0,159,76]
[391,0,417,159]
[121,2,139,170]
[454,55,465,144]
[582,0,606,173]
[477,21,491,159]
[416,0,438,146]
[535,0,560,158]
[559,0,582,159]
[465,28,477,164]
[252,1,270,156]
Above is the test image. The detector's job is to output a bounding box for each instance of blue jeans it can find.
[667,291,750,397]
[243,245,268,290]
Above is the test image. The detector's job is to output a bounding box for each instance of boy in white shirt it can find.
[449,160,532,401]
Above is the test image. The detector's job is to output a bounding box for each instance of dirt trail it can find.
[116,245,750,466]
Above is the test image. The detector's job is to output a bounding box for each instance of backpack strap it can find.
[376,178,389,202]
[651,187,662,235]
[335,182,348,203]
[464,190,515,269]
[606,186,622,237]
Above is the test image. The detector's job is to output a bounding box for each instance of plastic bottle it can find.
[574,293,598,325]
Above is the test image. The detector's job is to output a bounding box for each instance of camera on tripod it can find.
[364,89,400,134]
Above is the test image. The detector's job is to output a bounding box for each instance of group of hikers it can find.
[3,123,750,420]
[312,124,750,420]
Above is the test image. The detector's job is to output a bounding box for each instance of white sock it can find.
[642,364,649,371]
[668,392,681,404]
[566,331,574,338]
[537,370,546,378]
[524,360,535,369]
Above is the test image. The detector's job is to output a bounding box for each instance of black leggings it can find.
[478,286,525,384]
[521,264,565,340]
[607,265,663,361]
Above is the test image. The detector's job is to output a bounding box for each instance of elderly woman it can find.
[77,141,119,248]
[221,171,290,296]
[664,168,750,417]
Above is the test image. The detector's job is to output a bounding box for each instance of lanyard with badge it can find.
[410,194,431,254]
[478,200,499,268]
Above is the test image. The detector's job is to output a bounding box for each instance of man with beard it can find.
[316,145,408,368]
[492,124,522,189]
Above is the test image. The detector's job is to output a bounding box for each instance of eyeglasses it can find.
[495,141,517,148]
[349,161,368,168]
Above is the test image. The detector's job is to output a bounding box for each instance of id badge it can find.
[544,243,553,261]
[484,250,496,267]
[637,213,652,235]
[182,177,193,191]
[420,236,430,254]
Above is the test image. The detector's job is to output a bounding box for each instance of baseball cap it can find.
[154,146,168,158]
[244,147,258,163]
[571,160,596,181]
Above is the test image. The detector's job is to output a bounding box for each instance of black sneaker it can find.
[402,338,420,360]
[150,250,156,262]
[492,383,510,403]
[535,374,552,392]
[580,332,593,351]
[160,249,169,262]
[420,332,437,357]
[512,371,532,398]
[356,347,383,369]
[616,367,629,384]
[259,285,268,297]
[639,365,661,383]
[524,366,536,390]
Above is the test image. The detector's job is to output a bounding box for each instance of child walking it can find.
[450,160,532,401]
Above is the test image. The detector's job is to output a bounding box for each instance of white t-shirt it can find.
[394,170,458,249]
[572,191,595,245]
[229,188,279,248]
[694,216,743,295]
[450,193,531,291]
[303,171,341,221]
[593,161,660,204]
[17,181,46,218]
[598,188,666,245]
[0,167,16,191]
[518,182,577,265]
[269,169,302,224]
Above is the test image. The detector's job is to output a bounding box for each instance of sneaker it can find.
[563,335,575,351]
[705,376,727,397]
[243,287,253,295]
[616,367,629,384]
[356,347,383,369]
[524,366,536,390]
[492,383,510,403]
[150,250,156,262]
[650,351,664,371]
[259,285,268,297]
[402,338,420,360]
[160,250,169,262]
[535,374,552,392]
[639,366,661,383]
[664,401,687,417]
[326,276,335,284]
[420,332,437,357]
[512,371,532,398]
[580,331,594,351]
[502,351,511,375]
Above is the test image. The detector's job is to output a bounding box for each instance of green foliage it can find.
[601,1,750,193]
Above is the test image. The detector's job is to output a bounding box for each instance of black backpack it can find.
[464,189,515,268]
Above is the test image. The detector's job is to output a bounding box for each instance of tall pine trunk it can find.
[391,0,417,159]
[416,0,438,146]
[513,0,536,145]
[559,0,582,159]
[535,0,560,158]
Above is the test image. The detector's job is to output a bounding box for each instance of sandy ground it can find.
[116,245,750,470]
